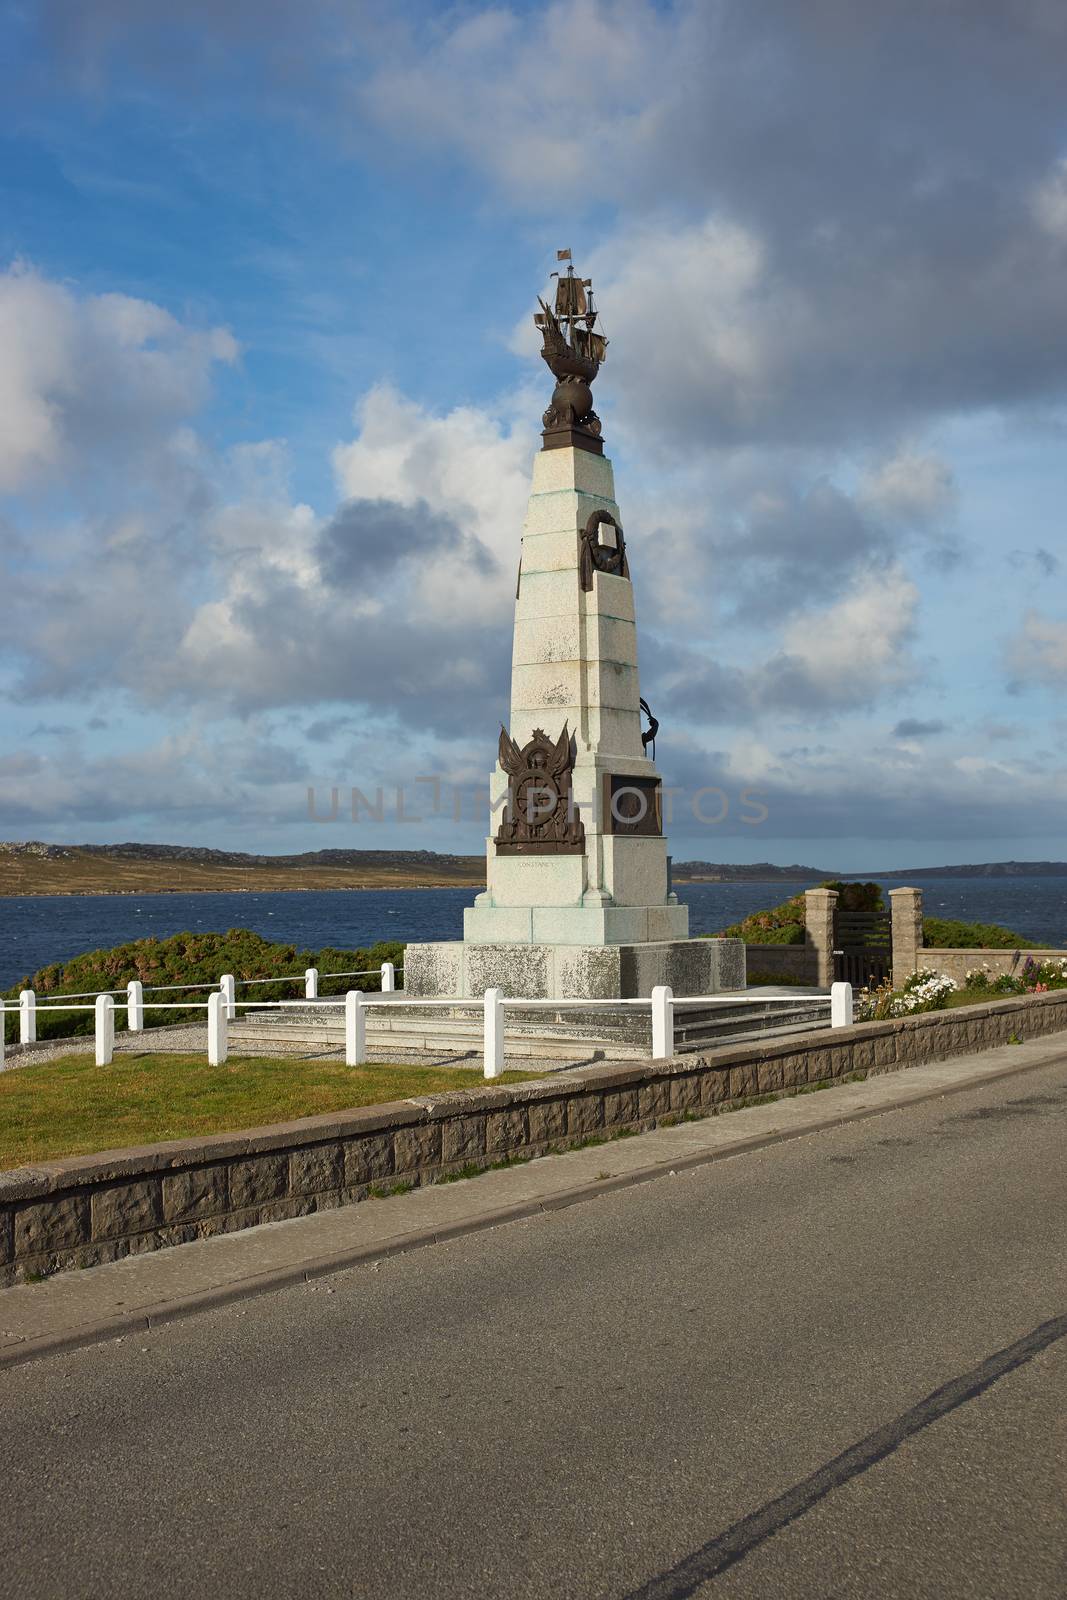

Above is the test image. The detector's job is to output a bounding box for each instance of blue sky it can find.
[2,0,1067,870]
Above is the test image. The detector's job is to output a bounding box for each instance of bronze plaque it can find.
[604,775,662,837]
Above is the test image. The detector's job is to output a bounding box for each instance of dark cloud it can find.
[649,732,1067,850]
[1010,545,1061,576]
[316,498,494,586]
[720,478,888,623]
[221,577,511,735]
[892,719,947,739]
[16,0,375,101]
[303,714,363,744]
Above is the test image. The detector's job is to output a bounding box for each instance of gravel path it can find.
[1,1025,581,1075]
[3,1024,213,1069]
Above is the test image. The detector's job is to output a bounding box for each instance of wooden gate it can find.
[833,909,892,988]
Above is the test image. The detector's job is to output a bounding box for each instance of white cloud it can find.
[0,262,236,493]
[777,565,919,697]
[589,218,784,450]
[0,267,78,490]
[332,384,530,626]
[1031,157,1067,239]
[1007,610,1067,684]
[360,0,674,200]
[857,447,956,529]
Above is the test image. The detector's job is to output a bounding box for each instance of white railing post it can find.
[207,990,228,1065]
[831,982,854,1028]
[483,988,505,1079]
[95,994,115,1066]
[220,973,236,1021]
[127,979,144,1032]
[380,961,396,993]
[19,989,36,1045]
[305,966,319,1000]
[651,985,674,1061]
[345,990,366,1067]
[1,1005,6,1067]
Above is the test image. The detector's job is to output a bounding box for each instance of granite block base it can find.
[403,938,745,999]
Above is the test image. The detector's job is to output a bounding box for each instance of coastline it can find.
[1,881,485,899]
[2,874,814,898]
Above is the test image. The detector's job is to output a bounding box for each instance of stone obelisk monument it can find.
[406,255,743,999]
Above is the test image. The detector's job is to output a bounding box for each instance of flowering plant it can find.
[856,968,958,1020]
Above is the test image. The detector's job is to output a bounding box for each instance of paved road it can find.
[2,1060,1066,1599]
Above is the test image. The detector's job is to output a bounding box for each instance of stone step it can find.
[673,1001,831,1049]
[227,1030,643,1061]
[229,1009,650,1060]
[227,994,833,1060]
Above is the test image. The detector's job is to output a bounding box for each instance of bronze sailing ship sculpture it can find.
[535,249,608,454]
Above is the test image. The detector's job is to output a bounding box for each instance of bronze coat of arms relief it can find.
[494,724,586,855]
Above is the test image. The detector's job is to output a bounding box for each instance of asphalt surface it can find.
[2,1058,1066,1599]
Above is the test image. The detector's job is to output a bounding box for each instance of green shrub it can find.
[822,881,884,912]
[720,893,806,945]
[720,879,883,945]
[923,917,1040,949]
[2,929,406,1045]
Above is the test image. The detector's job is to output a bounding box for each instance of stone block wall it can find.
[744,944,818,984]
[4,988,1067,1286]
[920,948,1067,984]
[882,885,1067,984]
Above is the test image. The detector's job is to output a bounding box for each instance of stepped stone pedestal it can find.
[404,442,743,1000]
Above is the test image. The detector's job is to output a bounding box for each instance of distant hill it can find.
[671,861,833,882]
[874,861,1067,879]
[0,842,484,896]
[1,841,479,869]
[674,859,1067,882]
[4,841,1067,896]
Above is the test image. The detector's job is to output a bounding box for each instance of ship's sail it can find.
[572,327,608,364]
[555,275,588,318]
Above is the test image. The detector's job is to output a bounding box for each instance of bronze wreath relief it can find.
[579,509,630,592]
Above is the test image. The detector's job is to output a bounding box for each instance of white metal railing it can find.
[3,961,402,1044]
[0,995,224,1069]
[339,982,854,1079]
[1,981,854,1081]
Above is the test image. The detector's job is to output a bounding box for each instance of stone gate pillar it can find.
[890,887,923,982]
[804,888,838,989]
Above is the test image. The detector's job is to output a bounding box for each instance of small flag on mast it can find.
[557,248,571,261]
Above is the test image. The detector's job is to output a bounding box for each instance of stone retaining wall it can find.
[744,944,817,984]
[4,989,1067,1286]
[920,948,1067,984]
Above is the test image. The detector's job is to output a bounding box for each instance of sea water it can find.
[4,877,1067,989]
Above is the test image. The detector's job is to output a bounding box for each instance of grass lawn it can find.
[0,1054,539,1171]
